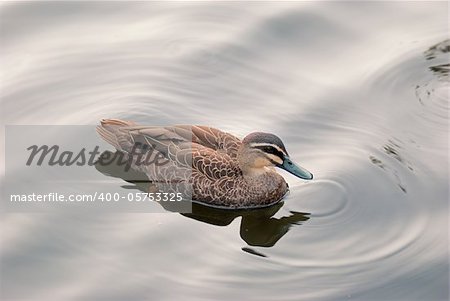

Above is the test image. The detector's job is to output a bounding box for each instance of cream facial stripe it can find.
[250,143,287,165]
[249,143,287,156]
[266,154,283,165]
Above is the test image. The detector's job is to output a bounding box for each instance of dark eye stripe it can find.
[253,145,285,161]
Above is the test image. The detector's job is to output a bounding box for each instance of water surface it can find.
[1,2,449,300]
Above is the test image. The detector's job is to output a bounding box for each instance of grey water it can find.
[0,2,449,300]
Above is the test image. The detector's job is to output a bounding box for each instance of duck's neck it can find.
[241,166,274,179]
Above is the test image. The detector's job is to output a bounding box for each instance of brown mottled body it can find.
[97,119,297,209]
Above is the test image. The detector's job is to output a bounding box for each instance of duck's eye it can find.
[264,146,275,154]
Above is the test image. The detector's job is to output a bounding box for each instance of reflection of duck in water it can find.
[186,202,310,250]
[96,119,313,209]
[95,154,310,249]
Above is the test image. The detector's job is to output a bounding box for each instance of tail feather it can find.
[100,118,136,127]
[96,119,137,151]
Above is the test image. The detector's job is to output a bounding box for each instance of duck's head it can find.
[238,132,313,180]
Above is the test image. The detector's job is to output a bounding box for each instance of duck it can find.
[96,118,313,209]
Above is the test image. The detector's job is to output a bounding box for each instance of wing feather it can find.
[97,119,242,182]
